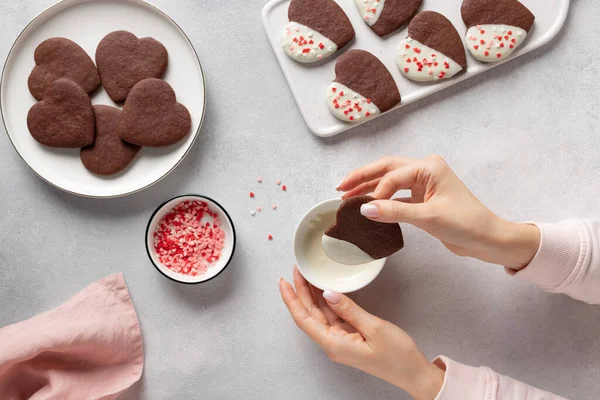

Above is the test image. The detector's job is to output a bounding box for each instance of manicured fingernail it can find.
[279,277,283,286]
[323,290,342,304]
[336,178,346,191]
[360,204,379,218]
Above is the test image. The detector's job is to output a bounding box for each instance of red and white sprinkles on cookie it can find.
[355,0,384,26]
[154,200,225,276]
[326,82,381,122]
[396,38,462,82]
[281,22,338,63]
[465,24,526,62]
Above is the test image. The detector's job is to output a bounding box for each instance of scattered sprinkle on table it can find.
[154,200,225,276]
[258,177,263,183]
[282,185,287,191]
[257,206,262,212]
[250,210,256,216]
[272,204,277,210]
[276,180,281,185]
[268,234,273,241]
[249,192,255,198]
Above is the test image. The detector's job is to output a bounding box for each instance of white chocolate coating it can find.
[355,0,385,27]
[326,82,381,123]
[281,22,338,63]
[322,235,375,265]
[396,37,463,82]
[465,24,527,62]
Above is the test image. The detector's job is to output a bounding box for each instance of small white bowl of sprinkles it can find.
[146,195,236,284]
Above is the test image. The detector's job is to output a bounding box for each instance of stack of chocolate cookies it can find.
[26,31,192,176]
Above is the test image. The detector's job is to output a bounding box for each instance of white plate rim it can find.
[0,0,207,198]
[262,0,571,137]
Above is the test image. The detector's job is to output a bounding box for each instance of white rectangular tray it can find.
[262,0,570,137]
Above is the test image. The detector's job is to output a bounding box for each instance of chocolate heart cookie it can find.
[322,195,404,265]
[81,106,141,175]
[27,78,94,148]
[281,0,355,63]
[28,37,101,101]
[355,0,422,37]
[96,30,168,102]
[118,78,191,147]
[326,50,400,122]
[461,0,535,62]
[397,11,467,82]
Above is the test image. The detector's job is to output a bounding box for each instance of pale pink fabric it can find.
[0,273,144,400]
[434,219,600,400]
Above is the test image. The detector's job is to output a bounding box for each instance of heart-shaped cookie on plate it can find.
[281,0,355,63]
[28,37,101,101]
[355,0,422,37]
[461,0,535,62]
[326,50,400,123]
[397,11,467,82]
[27,78,94,148]
[81,105,141,176]
[118,78,191,147]
[322,195,404,265]
[96,30,168,102]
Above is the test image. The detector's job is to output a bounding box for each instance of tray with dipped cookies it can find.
[262,0,571,137]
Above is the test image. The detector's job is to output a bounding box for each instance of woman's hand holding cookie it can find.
[337,155,540,271]
[279,267,444,400]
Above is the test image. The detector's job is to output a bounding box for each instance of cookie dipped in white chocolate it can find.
[465,24,527,62]
[322,234,375,265]
[281,22,338,63]
[326,82,381,123]
[355,0,385,26]
[397,38,463,81]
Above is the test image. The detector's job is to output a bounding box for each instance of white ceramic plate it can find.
[1,0,206,197]
[146,195,236,284]
[262,0,570,137]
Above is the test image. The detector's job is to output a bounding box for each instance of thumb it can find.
[323,291,380,338]
[360,199,424,224]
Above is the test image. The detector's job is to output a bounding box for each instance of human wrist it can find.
[486,218,540,270]
[406,363,444,400]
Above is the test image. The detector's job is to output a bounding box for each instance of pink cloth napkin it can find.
[0,273,144,400]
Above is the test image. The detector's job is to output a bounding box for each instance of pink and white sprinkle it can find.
[258,177,263,183]
[276,180,281,186]
[153,200,225,276]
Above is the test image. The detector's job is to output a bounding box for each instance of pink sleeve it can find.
[432,356,568,400]
[513,219,600,304]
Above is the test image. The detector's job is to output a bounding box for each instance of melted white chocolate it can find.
[281,22,338,63]
[322,235,375,265]
[465,24,527,62]
[355,0,385,27]
[396,37,463,82]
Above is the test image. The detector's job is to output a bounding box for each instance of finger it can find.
[294,267,329,325]
[393,197,413,203]
[342,179,381,200]
[310,284,342,326]
[372,165,422,200]
[293,266,316,310]
[338,157,417,192]
[361,199,427,224]
[322,291,381,339]
[279,278,329,347]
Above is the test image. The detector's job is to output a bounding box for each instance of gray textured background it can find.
[1,1,599,399]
